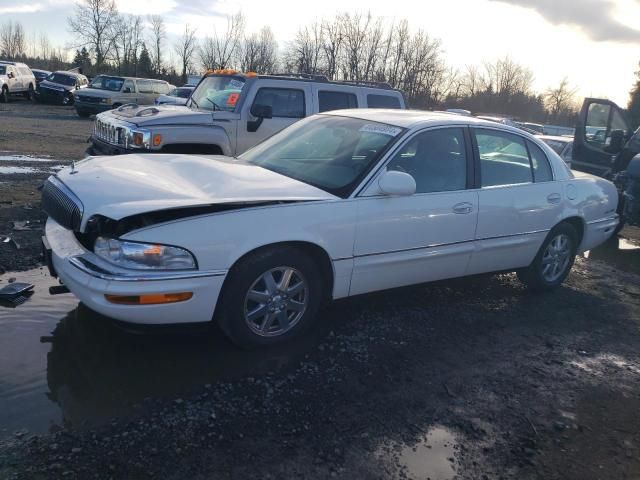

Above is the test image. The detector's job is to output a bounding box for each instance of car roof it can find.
[52,70,83,77]
[323,109,521,131]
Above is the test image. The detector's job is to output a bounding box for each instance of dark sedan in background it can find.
[36,71,89,105]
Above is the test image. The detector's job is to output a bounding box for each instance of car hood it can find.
[105,104,231,127]
[55,154,337,231]
[39,80,73,91]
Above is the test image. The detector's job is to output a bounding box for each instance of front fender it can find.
[152,124,233,156]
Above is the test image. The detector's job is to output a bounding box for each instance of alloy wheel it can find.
[540,233,572,282]
[243,266,309,337]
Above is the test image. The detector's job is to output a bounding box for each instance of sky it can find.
[1,0,639,105]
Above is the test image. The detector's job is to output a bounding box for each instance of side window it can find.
[253,88,305,118]
[387,128,467,193]
[137,80,154,94]
[318,91,358,112]
[123,79,135,93]
[475,130,532,187]
[367,94,401,109]
[527,141,553,182]
[585,103,610,146]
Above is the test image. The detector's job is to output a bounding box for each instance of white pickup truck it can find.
[86,71,406,157]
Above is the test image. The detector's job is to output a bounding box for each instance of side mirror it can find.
[123,87,132,93]
[247,104,273,132]
[378,170,416,196]
[7,72,14,79]
[250,104,273,119]
[607,129,625,153]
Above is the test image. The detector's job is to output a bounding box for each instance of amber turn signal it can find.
[105,292,193,305]
[153,134,162,146]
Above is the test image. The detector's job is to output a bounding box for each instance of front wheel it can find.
[62,93,74,106]
[0,87,8,103]
[217,247,324,349]
[517,223,578,291]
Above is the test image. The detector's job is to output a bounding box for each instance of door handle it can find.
[547,193,561,204]
[453,202,473,214]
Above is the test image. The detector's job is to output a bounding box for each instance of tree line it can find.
[5,0,636,127]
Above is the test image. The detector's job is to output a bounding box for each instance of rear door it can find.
[574,98,634,176]
[236,82,311,154]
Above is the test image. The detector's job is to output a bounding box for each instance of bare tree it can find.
[68,0,119,71]
[0,21,26,59]
[148,15,166,76]
[112,15,144,75]
[283,21,324,74]
[545,77,578,118]
[481,56,533,97]
[174,24,197,83]
[321,17,342,79]
[240,26,278,73]
[199,12,245,70]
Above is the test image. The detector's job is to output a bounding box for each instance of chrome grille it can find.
[76,95,101,103]
[94,118,123,145]
[42,177,83,231]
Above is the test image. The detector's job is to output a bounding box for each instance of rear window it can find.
[367,94,401,109]
[318,91,358,112]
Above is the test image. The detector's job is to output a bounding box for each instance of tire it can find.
[76,110,90,118]
[62,93,74,106]
[217,246,324,349]
[517,223,578,291]
[112,103,122,109]
[24,84,34,101]
[0,87,8,103]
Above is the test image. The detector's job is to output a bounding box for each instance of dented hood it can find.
[103,104,229,127]
[55,154,337,230]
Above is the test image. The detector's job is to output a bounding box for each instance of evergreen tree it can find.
[629,62,640,130]
[72,47,92,74]
[138,43,153,78]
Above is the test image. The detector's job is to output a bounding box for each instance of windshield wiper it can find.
[205,97,222,111]
[190,97,200,109]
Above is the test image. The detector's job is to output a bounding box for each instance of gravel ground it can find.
[1,102,640,479]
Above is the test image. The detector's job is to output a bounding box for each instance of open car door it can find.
[573,98,635,177]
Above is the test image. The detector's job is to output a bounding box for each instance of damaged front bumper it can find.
[43,217,227,325]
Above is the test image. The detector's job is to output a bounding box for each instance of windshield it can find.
[47,73,76,86]
[241,115,404,197]
[189,75,244,112]
[89,75,124,92]
[0,66,5,75]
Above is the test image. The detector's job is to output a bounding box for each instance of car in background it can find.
[538,135,573,168]
[155,86,194,105]
[521,122,544,134]
[36,71,89,106]
[446,108,471,116]
[574,97,640,229]
[74,75,173,118]
[43,110,619,348]
[32,69,51,88]
[86,70,406,156]
[0,61,36,102]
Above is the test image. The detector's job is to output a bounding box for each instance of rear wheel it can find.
[217,247,323,349]
[24,84,34,101]
[0,87,8,103]
[517,223,578,291]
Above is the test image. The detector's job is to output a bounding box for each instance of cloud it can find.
[0,4,45,14]
[489,0,640,43]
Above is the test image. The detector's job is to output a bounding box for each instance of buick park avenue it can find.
[42,110,619,348]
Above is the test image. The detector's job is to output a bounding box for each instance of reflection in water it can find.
[377,426,458,480]
[584,236,640,275]
[0,269,324,439]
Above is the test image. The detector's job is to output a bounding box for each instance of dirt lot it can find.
[1,102,640,480]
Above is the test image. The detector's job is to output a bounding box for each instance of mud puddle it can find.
[376,426,458,480]
[0,268,316,440]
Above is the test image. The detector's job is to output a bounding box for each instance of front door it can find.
[467,127,563,274]
[350,126,479,295]
[235,82,311,155]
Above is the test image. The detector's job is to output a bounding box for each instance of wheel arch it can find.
[557,216,585,245]
[223,240,335,302]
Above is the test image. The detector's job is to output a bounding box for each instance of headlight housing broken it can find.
[94,237,197,270]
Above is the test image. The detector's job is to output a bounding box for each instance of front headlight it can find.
[100,97,112,104]
[94,237,197,270]
[125,128,151,148]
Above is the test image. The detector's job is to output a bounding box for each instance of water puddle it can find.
[0,154,54,163]
[377,426,458,480]
[0,268,317,439]
[584,236,640,275]
[0,166,40,174]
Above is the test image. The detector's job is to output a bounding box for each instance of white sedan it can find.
[154,86,194,106]
[42,110,619,348]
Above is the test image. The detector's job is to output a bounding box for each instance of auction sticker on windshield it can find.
[359,124,403,136]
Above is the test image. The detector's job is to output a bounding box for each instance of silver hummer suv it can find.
[87,72,406,156]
